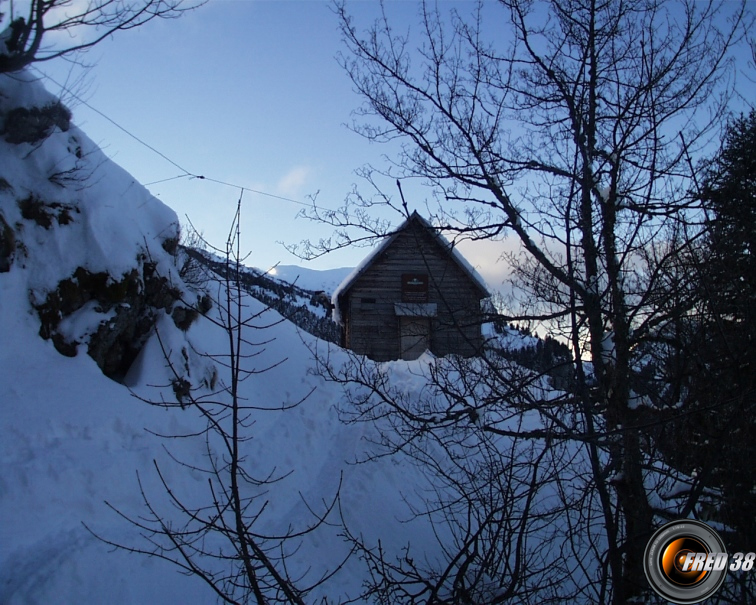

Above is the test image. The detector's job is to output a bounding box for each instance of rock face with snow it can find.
[2,100,71,145]
[0,71,203,380]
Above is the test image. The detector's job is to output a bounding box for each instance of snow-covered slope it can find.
[0,277,435,603]
[1,69,600,605]
[186,247,341,343]
[272,264,353,294]
[0,71,441,604]
[0,73,178,291]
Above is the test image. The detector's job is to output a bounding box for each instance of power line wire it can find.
[143,174,192,187]
[35,69,320,210]
[198,175,315,207]
[36,69,194,176]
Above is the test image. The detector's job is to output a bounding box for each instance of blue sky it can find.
[30,0,754,293]
[37,1,464,275]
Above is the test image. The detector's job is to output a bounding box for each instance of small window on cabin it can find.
[361,297,376,304]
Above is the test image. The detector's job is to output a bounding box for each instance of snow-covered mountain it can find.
[272,264,353,294]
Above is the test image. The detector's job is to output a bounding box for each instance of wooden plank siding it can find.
[337,214,488,361]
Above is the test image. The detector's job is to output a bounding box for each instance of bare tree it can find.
[88,198,347,604]
[317,347,588,604]
[0,0,201,73]
[296,1,751,603]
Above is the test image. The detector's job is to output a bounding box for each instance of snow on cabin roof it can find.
[331,212,489,322]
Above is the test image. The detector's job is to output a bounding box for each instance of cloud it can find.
[455,237,517,293]
[276,165,312,197]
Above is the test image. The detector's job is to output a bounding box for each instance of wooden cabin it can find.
[332,212,489,361]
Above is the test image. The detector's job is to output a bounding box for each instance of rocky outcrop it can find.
[0,213,14,272]
[1,78,209,385]
[18,195,77,229]
[2,101,71,145]
[32,261,195,380]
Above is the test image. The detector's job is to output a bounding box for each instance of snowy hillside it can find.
[1,70,608,604]
[0,70,463,604]
[184,247,341,344]
[272,265,353,294]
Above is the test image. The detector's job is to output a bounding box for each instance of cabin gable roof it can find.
[332,212,489,311]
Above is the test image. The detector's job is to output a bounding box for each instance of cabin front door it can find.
[399,317,430,360]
